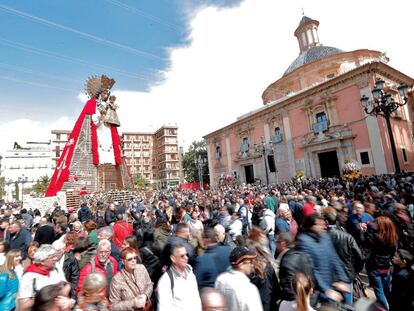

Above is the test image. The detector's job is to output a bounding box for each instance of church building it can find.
[204,16,414,187]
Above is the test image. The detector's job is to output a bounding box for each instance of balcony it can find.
[235,148,262,162]
[302,124,354,147]
[239,143,249,153]
[312,120,329,134]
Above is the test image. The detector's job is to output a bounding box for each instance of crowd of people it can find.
[0,173,413,311]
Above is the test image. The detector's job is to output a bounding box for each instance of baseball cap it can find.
[229,247,257,265]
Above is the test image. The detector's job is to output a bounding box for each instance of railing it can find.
[272,132,283,143]
[240,143,249,153]
[236,148,261,161]
[301,124,353,147]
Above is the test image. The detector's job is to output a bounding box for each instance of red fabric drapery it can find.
[111,126,122,165]
[46,98,122,196]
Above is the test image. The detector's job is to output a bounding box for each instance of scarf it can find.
[25,263,51,276]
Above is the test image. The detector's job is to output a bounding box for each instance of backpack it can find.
[167,268,175,296]
[78,207,91,222]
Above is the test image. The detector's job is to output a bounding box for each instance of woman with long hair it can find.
[0,250,22,310]
[247,226,280,311]
[65,231,81,253]
[0,240,9,265]
[365,216,398,310]
[279,272,315,311]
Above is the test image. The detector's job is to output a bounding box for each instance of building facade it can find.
[152,126,180,188]
[121,132,154,182]
[204,16,414,187]
[121,126,180,187]
[51,130,71,168]
[2,142,53,201]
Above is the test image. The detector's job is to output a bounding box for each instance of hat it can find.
[229,247,257,265]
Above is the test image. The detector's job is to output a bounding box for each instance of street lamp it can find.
[17,174,28,203]
[260,137,270,185]
[360,78,410,174]
[6,179,13,202]
[195,155,207,190]
[166,167,171,189]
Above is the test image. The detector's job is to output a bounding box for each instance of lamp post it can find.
[360,78,410,174]
[195,155,207,190]
[166,167,171,189]
[260,137,270,185]
[6,179,12,202]
[17,174,28,205]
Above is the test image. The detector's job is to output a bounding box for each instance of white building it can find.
[51,130,71,169]
[1,142,53,201]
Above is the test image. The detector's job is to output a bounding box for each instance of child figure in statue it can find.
[105,95,120,127]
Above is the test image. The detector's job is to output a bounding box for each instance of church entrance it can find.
[244,165,255,184]
[318,151,340,177]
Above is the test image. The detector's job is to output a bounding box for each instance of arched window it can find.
[215,146,222,159]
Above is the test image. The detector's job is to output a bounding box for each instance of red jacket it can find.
[112,220,133,249]
[303,202,316,217]
[77,255,118,295]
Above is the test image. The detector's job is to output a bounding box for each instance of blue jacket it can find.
[194,244,232,288]
[346,213,374,244]
[6,227,32,259]
[0,270,19,311]
[275,218,290,234]
[297,231,350,293]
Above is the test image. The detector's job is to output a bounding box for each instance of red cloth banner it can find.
[111,126,122,165]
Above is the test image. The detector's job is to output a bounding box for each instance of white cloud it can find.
[2,0,414,154]
[0,117,74,156]
[77,93,88,103]
[114,0,414,149]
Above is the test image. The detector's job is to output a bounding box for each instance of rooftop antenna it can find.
[301,8,305,16]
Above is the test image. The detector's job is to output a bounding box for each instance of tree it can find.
[182,140,209,184]
[33,175,50,195]
[14,181,19,200]
[133,174,148,189]
[0,177,5,199]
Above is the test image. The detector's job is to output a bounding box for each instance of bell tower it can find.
[294,16,321,53]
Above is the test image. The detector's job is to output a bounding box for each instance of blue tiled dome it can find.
[284,45,343,76]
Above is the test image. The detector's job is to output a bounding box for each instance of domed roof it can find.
[283,45,343,76]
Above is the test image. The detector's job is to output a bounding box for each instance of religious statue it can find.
[46,74,131,196]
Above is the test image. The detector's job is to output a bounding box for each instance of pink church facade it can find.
[204,16,414,187]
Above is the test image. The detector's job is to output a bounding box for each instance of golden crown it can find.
[85,74,116,98]
[101,74,116,91]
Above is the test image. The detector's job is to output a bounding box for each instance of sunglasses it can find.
[125,256,139,262]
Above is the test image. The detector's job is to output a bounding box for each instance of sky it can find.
[0,0,413,157]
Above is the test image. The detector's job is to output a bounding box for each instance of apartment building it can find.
[121,132,154,182]
[51,130,71,168]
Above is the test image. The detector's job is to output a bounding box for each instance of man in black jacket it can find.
[52,240,79,299]
[104,203,117,225]
[277,234,316,302]
[324,207,364,305]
